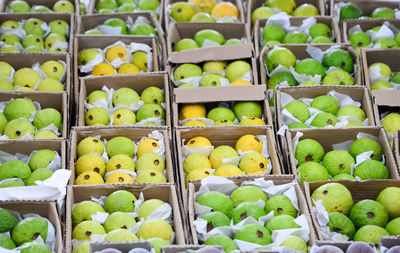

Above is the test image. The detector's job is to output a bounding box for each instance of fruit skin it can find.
[284,100,310,123]
[349,199,389,229]
[311,112,339,127]
[184,153,211,173]
[207,107,235,122]
[322,150,355,176]
[13,68,40,90]
[353,225,389,244]
[328,212,356,239]
[135,169,166,183]
[225,60,252,83]
[267,72,297,90]
[136,104,165,122]
[252,7,274,24]
[354,160,389,180]
[201,211,230,229]
[173,63,203,81]
[309,23,332,39]
[204,235,238,252]
[33,108,62,131]
[72,220,106,241]
[137,219,172,240]
[135,152,165,173]
[311,182,353,215]
[340,3,363,21]
[265,195,297,217]
[377,187,400,220]
[234,101,262,120]
[53,0,75,12]
[295,58,326,79]
[78,49,101,66]
[129,24,155,36]
[349,32,371,48]
[332,174,355,180]
[295,139,325,165]
[106,136,135,158]
[386,217,400,235]
[283,31,308,44]
[310,95,340,115]
[173,39,199,52]
[76,153,106,176]
[235,134,262,153]
[4,98,36,121]
[322,49,354,74]
[337,105,365,122]
[12,217,48,246]
[196,191,233,216]
[238,152,269,174]
[279,236,308,252]
[0,207,18,233]
[266,214,300,231]
[77,137,103,157]
[71,200,105,225]
[0,160,31,182]
[103,211,136,232]
[233,224,272,245]
[8,0,30,13]
[211,2,239,19]
[137,199,165,220]
[208,145,238,170]
[0,234,16,249]
[230,203,267,224]
[85,107,110,126]
[298,162,330,184]
[112,108,136,126]
[349,138,382,162]
[4,119,35,139]
[263,25,286,43]
[382,113,400,134]
[104,190,137,213]
[170,2,194,21]
[194,29,225,47]
[75,171,104,185]
[372,7,395,19]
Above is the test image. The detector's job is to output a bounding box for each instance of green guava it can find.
[204,235,238,252]
[311,112,339,127]
[328,212,356,239]
[376,187,400,219]
[137,199,165,220]
[322,150,355,176]
[265,195,297,217]
[104,190,137,213]
[295,138,325,165]
[310,95,340,115]
[311,182,353,215]
[230,186,268,207]
[353,225,389,244]
[29,149,56,171]
[201,211,230,231]
[230,203,267,224]
[196,191,233,216]
[284,100,310,123]
[0,207,18,232]
[12,217,48,246]
[234,224,272,245]
[266,214,300,231]
[105,136,135,158]
[103,211,136,232]
[349,138,382,161]
[298,161,330,183]
[354,160,389,180]
[72,200,105,225]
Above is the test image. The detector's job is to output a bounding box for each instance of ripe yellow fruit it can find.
[188,0,216,13]
[136,138,160,158]
[75,171,104,185]
[186,168,214,185]
[211,2,239,18]
[239,117,265,126]
[179,104,206,120]
[92,63,115,76]
[106,171,134,184]
[106,154,135,172]
[215,165,243,177]
[131,51,148,72]
[235,135,263,153]
[183,120,206,127]
[230,80,252,86]
[186,136,212,147]
[105,46,127,62]
[75,154,106,176]
[118,64,140,74]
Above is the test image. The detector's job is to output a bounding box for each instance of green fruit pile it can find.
[0,207,53,251]
[173,60,253,87]
[261,22,334,49]
[95,0,160,15]
[85,86,165,126]
[183,134,270,183]
[6,0,75,13]
[71,190,172,253]
[252,0,319,25]
[0,61,66,92]
[0,149,60,187]
[348,23,400,52]
[173,29,243,52]
[0,18,69,53]
[195,182,308,252]
[0,98,62,139]
[179,101,264,126]
[84,17,157,36]
[338,2,397,22]
[295,136,389,183]
[312,183,400,243]
[74,134,167,185]
[368,62,400,91]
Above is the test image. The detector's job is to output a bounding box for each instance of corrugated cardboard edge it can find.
[175,126,283,213]
[172,85,272,127]
[259,44,362,85]
[90,241,152,252]
[65,183,185,253]
[78,72,172,128]
[253,16,341,57]
[73,35,159,114]
[246,0,325,31]
[0,200,63,253]
[285,127,399,183]
[304,179,400,241]
[187,176,317,247]
[394,131,399,171]
[68,126,174,185]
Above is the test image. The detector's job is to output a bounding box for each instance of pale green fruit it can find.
[369,62,392,79]
[105,136,135,158]
[234,224,271,245]
[49,20,69,36]
[230,186,268,207]
[72,201,105,225]
[197,191,233,216]
[173,39,199,52]
[230,203,267,224]
[104,18,127,35]
[377,187,400,219]
[284,100,310,123]
[0,207,18,233]
[353,225,389,244]
[204,235,238,252]
[34,130,58,139]
[23,18,45,36]
[0,160,31,181]
[265,195,297,217]
[85,107,110,126]
[136,104,165,122]
[170,2,195,22]
[349,31,371,48]
[4,119,35,139]
[29,149,56,171]
[295,138,324,165]
[103,212,136,232]
[332,174,355,180]
[224,38,243,45]
[252,7,274,24]
[78,49,101,66]
[37,79,64,91]
[112,108,136,125]
[112,87,140,107]
[105,229,138,242]
[0,78,14,91]
[298,162,330,184]
[1,20,19,29]
[87,90,107,104]
[135,169,166,183]
[0,113,7,134]
[141,86,164,104]
[31,5,51,12]
[225,60,252,82]
[194,29,224,47]
[375,38,398,49]
[349,137,382,161]
[323,150,355,176]
[95,0,118,10]
[20,242,51,253]
[13,68,40,89]
[266,47,296,73]
[311,182,353,215]
[137,0,159,11]
[0,46,20,53]
[77,137,104,157]
[8,0,30,13]
[295,58,325,78]
[0,34,20,46]
[310,36,333,44]
[309,23,332,39]
[0,180,24,188]
[136,152,165,173]
[48,47,66,53]
[311,95,340,115]
[53,0,75,12]
[208,145,238,169]
[44,33,66,50]
[85,29,102,35]
[311,112,339,127]
[173,63,203,80]
[72,221,105,241]
[372,7,395,19]
[137,219,172,240]
[293,3,319,16]
[183,153,211,174]
[382,113,400,134]
[0,62,13,78]
[22,34,44,48]
[26,168,53,186]
[41,60,64,80]
[354,160,389,180]
[137,199,165,220]
[129,24,155,36]
[337,105,365,122]
[234,101,262,120]
[148,238,171,253]
[322,70,354,86]
[0,234,16,249]
[283,31,308,44]
[207,107,235,122]
[266,214,300,231]
[104,190,137,213]
[12,217,48,245]
[72,242,89,253]
[386,217,400,235]
[349,199,388,229]
[280,236,308,252]
[371,80,393,90]
[263,25,286,43]
[191,12,215,22]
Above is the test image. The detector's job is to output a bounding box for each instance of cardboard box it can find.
[87,0,164,25]
[68,126,174,185]
[304,179,400,241]
[0,0,80,15]
[73,35,160,110]
[76,12,167,70]
[394,130,399,166]
[161,245,223,253]
[0,92,68,139]
[0,200,63,253]
[285,127,399,181]
[330,0,400,21]
[380,236,400,252]
[0,13,74,53]
[247,0,325,28]
[175,126,283,209]
[164,0,245,33]
[167,22,252,64]
[314,240,374,251]
[0,53,72,97]
[371,90,400,128]
[259,44,362,85]
[90,242,152,253]
[173,85,272,127]
[361,48,400,93]
[253,16,341,57]
[187,175,317,247]
[78,72,172,129]
[65,184,185,253]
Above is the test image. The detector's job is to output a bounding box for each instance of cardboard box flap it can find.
[379,236,400,251]
[91,242,152,252]
[174,85,266,103]
[373,90,400,107]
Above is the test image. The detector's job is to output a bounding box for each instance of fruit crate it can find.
[0,92,68,139]
[0,53,72,96]
[394,130,399,165]
[259,44,362,86]
[76,12,167,69]
[172,85,272,127]
[69,126,175,185]
[78,72,172,129]
[90,241,153,252]
[253,16,342,57]
[0,0,80,15]
[167,22,252,64]
[0,200,63,253]
[285,127,399,184]
[361,48,400,93]
[164,0,245,32]
[175,126,283,208]
[371,90,400,139]
[0,13,75,54]
[247,0,325,28]
[304,179,400,244]
[73,35,160,109]
[65,183,186,253]
[187,175,317,249]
